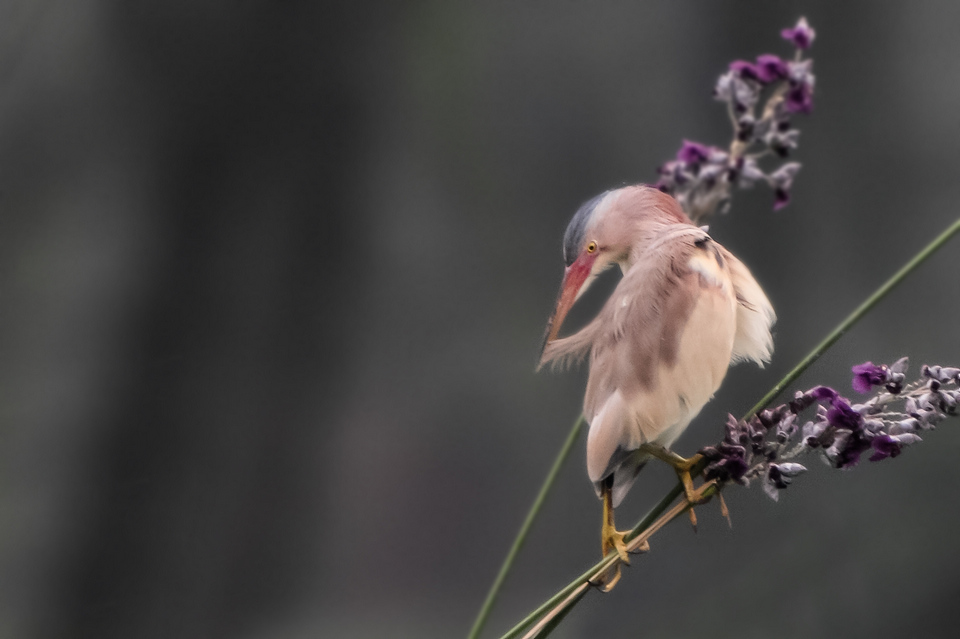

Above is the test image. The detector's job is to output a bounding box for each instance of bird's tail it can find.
[724,248,776,366]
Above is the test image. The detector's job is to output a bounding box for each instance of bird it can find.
[539,184,775,587]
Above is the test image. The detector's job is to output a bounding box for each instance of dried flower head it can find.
[701,358,959,500]
[781,17,816,50]
[656,18,816,224]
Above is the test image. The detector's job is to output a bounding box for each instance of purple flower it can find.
[728,156,765,187]
[703,357,956,501]
[785,82,814,114]
[756,54,789,82]
[730,60,763,82]
[669,16,816,224]
[701,444,750,482]
[656,160,689,193]
[810,386,838,402]
[852,362,888,394]
[914,407,943,427]
[734,114,755,141]
[768,462,807,488]
[942,391,959,415]
[773,188,790,211]
[863,419,885,433]
[732,55,789,85]
[781,17,815,50]
[924,365,960,384]
[891,357,910,375]
[869,434,901,462]
[713,70,736,103]
[817,395,874,468]
[723,414,749,446]
[789,390,818,414]
[768,162,802,210]
[785,60,815,114]
[757,407,783,429]
[775,412,798,443]
[890,418,919,435]
[824,429,872,469]
[765,462,808,499]
[677,140,710,165]
[703,416,753,483]
[868,434,921,462]
[706,455,750,484]
[765,128,800,158]
[826,397,863,431]
[715,72,761,114]
[801,419,827,448]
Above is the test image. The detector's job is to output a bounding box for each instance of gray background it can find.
[1,2,959,638]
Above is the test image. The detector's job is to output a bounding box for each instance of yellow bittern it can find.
[540,185,775,587]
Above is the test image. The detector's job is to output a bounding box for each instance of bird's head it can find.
[540,185,690,352]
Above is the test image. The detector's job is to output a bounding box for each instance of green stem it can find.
[497,481,692,639]
[466,415,585,639]
[498,482,701,639]
[484,215,960,639]
[744,215,960,419]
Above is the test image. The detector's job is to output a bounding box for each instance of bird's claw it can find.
[594,535,650,592]
[682,479,732,533]
[601,526,630,564]
[595,523,631,592]
[593,566,622,592]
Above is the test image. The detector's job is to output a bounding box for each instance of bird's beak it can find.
[540,251,598,358]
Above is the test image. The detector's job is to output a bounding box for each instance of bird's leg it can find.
[594,481,632,591]
[600,483,630,563]
[638,444,706,502]
[638,444,712,528]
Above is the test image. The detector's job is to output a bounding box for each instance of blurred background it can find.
[1,1,959,637]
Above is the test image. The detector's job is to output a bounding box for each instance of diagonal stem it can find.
[466,416,585,639]
[507,490,707,639]
[744,215,960,419]
[474,214,960,639]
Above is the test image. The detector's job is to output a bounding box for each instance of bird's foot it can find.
[596,528,642,592]
[718,489,732,528]
[601,522,630,564]
[682,476,715,531]
[638,444,705,503]
[594,533,650,592]
[594,565,622,592]
[595,519,633,592]
[639,444,727,530]
[595,478,651,592]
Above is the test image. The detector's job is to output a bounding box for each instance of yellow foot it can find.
[601,525,630,564]
[683,478,728,533]
[594,564,622,592]
[638,444,716,529]
[718,490,732,529]
[638,445,705,502]
[596,481,633,592]
[632,538,651,554]
[597,529,627,593]
[594,536,650,592]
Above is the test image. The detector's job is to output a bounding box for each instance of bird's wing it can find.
[584,228,708,414]
[584,229,739,496]
[539,303,605,370]
[540,228,709,373]
[721,246,776,366]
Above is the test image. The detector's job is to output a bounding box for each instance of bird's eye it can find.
[586,241,598,254]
